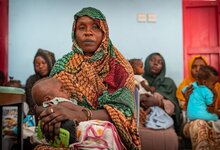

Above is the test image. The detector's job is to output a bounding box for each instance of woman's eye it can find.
[78,25,85,30]
[158,61,163,65]
[92,24,99,30]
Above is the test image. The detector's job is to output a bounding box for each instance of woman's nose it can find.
[38,63,44,68]
[153,61,159,66]
[85,28,93,36]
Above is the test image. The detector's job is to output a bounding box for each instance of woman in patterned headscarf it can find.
[25,48,56,114]
[36,7,141,149]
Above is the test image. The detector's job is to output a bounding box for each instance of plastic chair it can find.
[0,86,25,150]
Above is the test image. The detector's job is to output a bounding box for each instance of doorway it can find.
[183,0,220,80]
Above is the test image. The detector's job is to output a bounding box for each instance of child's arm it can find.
[140,81,155,93]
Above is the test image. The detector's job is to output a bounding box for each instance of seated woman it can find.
[34,7,141,149]
[176,56,220,149]
[25,48,56,115]
[139,52,182,150]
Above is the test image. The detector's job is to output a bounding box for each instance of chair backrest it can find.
[0,86,25,105]
[134,88,140,127]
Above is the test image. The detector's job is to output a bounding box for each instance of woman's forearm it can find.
[163,99,175,115]
[59,103,111,121]
[91,109,111,121]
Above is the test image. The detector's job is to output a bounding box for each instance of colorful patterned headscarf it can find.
[50,7,140,149]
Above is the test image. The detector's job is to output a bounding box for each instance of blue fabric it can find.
[13,115,35,135]
[182,82,218,121]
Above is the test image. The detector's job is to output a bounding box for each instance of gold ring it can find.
[50,108,54,113]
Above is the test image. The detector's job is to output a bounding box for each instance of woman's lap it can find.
[139,127,178,150]
[183,119,220,150]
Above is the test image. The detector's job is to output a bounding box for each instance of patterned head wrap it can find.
[34,48,56,77]
[50,7,140,149]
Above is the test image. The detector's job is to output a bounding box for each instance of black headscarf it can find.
[33,48,56,77]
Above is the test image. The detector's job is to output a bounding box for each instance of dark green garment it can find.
[143,52,182,132]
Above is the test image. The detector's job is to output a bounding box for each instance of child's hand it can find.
[135,84,140,90]
[35,105,46,119]
[150,86,155,93]
[182,84,193,101]
[207,106,215,113]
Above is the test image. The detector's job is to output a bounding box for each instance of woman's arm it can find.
[140,94,164,109]
[37,104,112,140]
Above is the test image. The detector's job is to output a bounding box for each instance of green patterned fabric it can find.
[74,7,106,20]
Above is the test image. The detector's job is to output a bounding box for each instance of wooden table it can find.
[0,92,25,150]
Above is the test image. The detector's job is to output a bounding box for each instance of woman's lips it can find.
[83,39,95,44]
[151,66,159,72]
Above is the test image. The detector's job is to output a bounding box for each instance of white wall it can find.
[8,0,183,86]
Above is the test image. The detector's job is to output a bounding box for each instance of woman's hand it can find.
[182,84,193,101]
[35,105,46,119]
[39,104,84,140]
[140,94,159,109]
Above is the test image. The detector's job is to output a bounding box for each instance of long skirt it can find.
[183,119,220,150]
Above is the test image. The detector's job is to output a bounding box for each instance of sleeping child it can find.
[31,77,78,147]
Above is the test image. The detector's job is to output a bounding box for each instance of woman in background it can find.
[176,56,220,149]
[25,49,56,114]
[176,56,208,110]
[140,52,181,150]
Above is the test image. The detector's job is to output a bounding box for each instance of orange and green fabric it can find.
[50,7,141,150]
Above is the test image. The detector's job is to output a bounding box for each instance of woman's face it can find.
[34,56,49,77]
[75,16,104,56]
[149,54,163,75]
[191,58,206,79]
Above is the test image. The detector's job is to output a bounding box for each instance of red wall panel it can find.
[0,0,8,83]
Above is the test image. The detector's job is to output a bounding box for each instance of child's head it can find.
[32,77,70,106]
[197,65,219,90]
[129,58,144,75]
